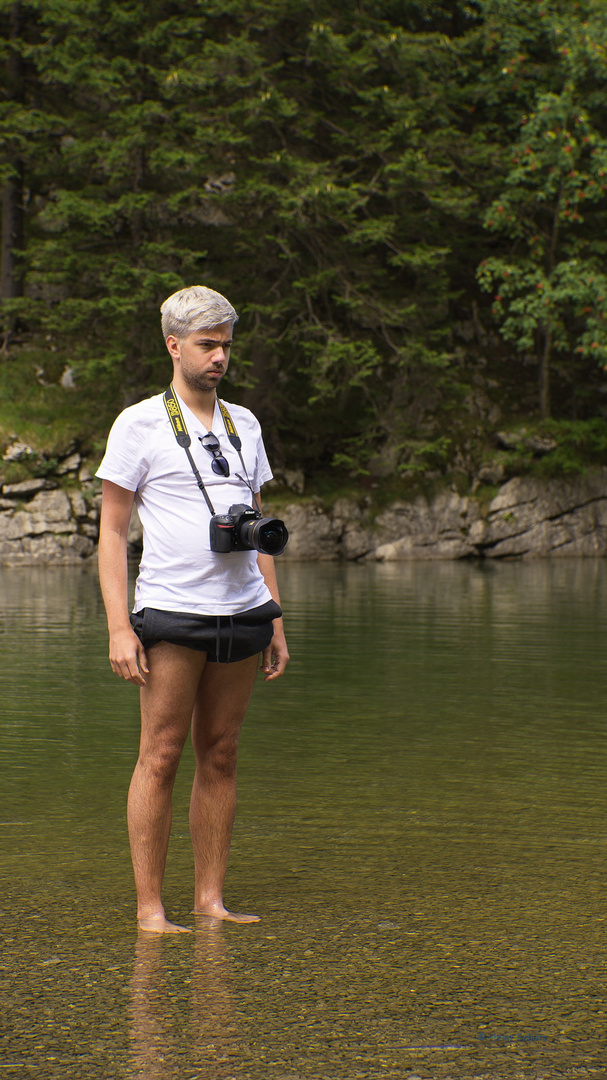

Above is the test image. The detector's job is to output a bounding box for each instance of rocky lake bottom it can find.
[1,560,606,1078]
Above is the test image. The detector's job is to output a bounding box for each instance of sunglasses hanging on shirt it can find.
[199,432,230,477]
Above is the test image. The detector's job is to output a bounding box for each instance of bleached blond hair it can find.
[160,286,238,340]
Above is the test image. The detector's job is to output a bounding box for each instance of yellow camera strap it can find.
[163,385,262,515]
[216,397,261,511]
[163,384,216,515]
[217,398,241,450]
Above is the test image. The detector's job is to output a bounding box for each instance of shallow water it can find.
[1,559,606,1078]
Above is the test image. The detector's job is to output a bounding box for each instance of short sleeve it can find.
[253,431,273,491]
[96,406,150,492]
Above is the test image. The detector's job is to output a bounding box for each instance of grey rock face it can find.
[28,490,73,526]
[272,470,607,562]
[1,468,606,564]
[2,479,48,497]
[69,491,88,519]
[482,472,607,558]
[2,441,35,463]
[56,452,81,475]
[0,511,34,541]
[372,491,481,561]
[278,502,342,560]
[0,485,98,564]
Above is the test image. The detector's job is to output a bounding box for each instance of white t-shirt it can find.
[96,390,273,615]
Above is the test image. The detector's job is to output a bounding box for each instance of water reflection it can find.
[1,560,606,1078]
[129,921,236,1080]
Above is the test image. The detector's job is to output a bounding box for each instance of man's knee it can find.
[201,734,240,778]
[139,738,184,785]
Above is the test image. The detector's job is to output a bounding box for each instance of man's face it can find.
[166,321,233,393]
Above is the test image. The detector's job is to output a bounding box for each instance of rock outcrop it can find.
[474,473,607,558]
[1,469,606,564]
[273,469,607,561]
[370,491,482,561]
[0,481,99,564]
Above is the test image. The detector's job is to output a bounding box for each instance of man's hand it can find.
[109,627,149,686]
[256,543,289,681]
[99,480,147,686]
[260,624,289,681]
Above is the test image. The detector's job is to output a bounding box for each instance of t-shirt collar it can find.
[172,388,221,438]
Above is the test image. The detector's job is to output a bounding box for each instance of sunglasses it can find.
[199,432,230,477]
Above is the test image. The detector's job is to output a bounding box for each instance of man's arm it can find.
[256,493,289,681]
[98,479,149,686]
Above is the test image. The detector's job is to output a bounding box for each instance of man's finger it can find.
[263,649,288,680]
[125,654,146,685]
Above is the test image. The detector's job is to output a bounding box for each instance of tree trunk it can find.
[1,4,24,303]
[539,323,552,420]
[1,161,24,300]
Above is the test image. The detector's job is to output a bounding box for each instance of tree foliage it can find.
[1,0,607,485]
[476,0,607,418]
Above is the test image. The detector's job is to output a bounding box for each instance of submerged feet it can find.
[193,899,260,924]
[136,902,259,932]
[137,910,192,934]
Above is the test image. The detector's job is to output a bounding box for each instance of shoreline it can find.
[1,469,607,564]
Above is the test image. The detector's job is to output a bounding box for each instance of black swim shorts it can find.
[129,599,282,664]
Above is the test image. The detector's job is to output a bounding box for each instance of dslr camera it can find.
[210,503,289,556]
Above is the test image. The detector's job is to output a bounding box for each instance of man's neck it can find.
[173,377,217,430]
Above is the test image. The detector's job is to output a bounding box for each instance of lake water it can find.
[1,559,606,1079]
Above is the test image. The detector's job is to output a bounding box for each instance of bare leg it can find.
[190,654,260,923]
[128,641,207,933]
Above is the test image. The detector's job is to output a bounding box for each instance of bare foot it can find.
[192,914,223,930]
[193,900,260,924]
[138,913,192,934]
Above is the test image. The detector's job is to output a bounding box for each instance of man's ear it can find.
[165,335,180,363]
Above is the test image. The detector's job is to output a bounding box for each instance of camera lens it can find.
[239,516,288,555]
[257,523,288,555]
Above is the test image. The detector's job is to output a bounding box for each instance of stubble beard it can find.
[181,367,224,394]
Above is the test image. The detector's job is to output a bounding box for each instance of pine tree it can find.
[475,0,607,419]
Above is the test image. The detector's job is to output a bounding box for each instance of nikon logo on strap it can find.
[163,384,191,447]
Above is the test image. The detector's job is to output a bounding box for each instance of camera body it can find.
[210,503,288,556]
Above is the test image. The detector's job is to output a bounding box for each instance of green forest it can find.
[2,0,607,499]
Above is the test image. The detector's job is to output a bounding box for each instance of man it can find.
[97,285,289,933]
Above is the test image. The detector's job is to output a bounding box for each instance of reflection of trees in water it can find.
[3,558,606,639]
[0,565,103,629]
[277,557,607,623]
[128,920,238,1079]
[277,559,607,676]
